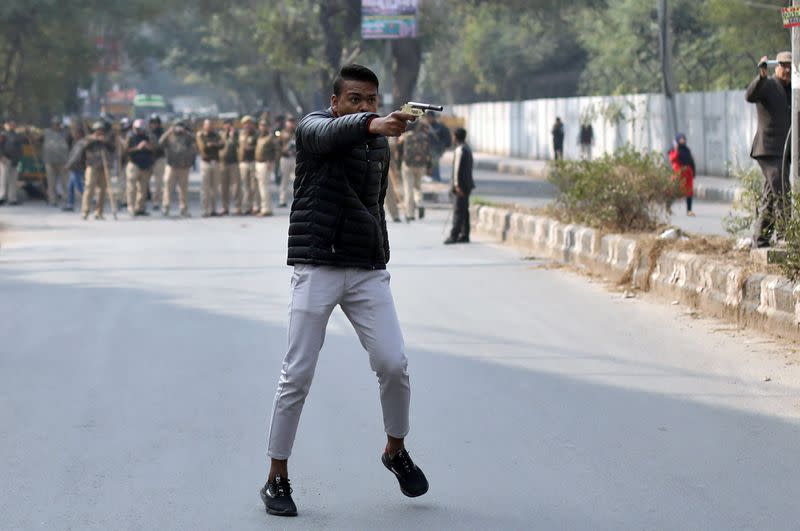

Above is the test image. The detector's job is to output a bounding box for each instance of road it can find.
[438,161,735,237]
[2,202,800,530]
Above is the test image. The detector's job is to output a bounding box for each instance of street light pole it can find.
[658,0,679,148]
[793,0,799,198]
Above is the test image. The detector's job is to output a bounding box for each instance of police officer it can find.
[66,121,115,220]
[238,116,259,215]
[149,115,166,211]
[277,116,297,208]
[398,120,432,221]
[0,118,23,206]
[126,119,155,216]
[159,120,197,217]
[255,118,279,216]
[220,119,240,216]
[196,119,224,217]
[43,117,70,207]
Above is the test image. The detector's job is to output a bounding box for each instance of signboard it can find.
[782,6,800,28]
[362,0,418,40]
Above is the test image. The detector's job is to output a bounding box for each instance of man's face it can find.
[244,122,254,133]
[203,120,212,133]
[5,121,15,131]
[331,80,379,117]
[93,130,105,141]
[285,120,296,133]
[776,62,792,84]
[259,122,268,134]
[149,121,159,131]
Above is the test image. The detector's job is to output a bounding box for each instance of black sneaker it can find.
[382,448,429,498]
[260,475,298,517]
[418,207,425,219]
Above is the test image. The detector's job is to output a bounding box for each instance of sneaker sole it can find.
[382,454,429,498]
[260,489,298,517]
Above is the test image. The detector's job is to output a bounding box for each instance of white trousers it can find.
[267,264,410,460]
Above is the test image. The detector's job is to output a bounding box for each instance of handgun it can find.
[758,60,779,69]
[400,102,445,117]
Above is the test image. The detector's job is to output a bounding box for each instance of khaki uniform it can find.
[160,129,197,216]
[220,129,240,214]
[43,128,69,206]
[385,137,403,221]
[399,128,432,219]
[125,132,156,214]
[72,138,115,217]
[277,129,297,206]
[238,129,259,213]
[150,126,166,207]
[255,131,279,215]
[196,130,224,216]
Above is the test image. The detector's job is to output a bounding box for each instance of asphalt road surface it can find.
[2,202,800,530]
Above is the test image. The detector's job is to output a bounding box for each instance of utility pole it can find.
[793,0,799,197]
[658,0,679,149]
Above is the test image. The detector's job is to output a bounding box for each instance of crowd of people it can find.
[0,110,459,228]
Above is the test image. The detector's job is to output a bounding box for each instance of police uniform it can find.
[160,125,197,216]
[220,127,240,215]
[196,128,224,216]
[277,127,297,207]
[65,124,115,219]
[238,117,259,214]
[255,127,279,216]
[399,124,432,220]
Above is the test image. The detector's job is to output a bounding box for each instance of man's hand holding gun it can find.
[368,102,445,138]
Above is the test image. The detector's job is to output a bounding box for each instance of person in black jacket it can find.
[747,51,792,248]
[444,128,475,244]
[0,118,23,205]
[260,64,429,518]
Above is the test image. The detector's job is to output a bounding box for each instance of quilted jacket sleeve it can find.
[297,110,379,155]
[380,153,390,264]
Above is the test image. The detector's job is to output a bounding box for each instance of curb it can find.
[471,205,800,341]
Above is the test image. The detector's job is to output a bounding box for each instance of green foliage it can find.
[777,193,800,280]
[722,164,764,237]
[547,146,679,232]
[575,0,790,95]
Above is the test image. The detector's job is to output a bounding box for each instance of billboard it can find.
[362,0,419,40]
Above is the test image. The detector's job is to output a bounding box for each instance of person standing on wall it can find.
[747,51,792,249]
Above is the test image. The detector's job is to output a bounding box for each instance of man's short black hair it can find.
[333,64,379,97]
[454,128,467,143]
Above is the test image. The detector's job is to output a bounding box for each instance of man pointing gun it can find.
[260,64,429,518]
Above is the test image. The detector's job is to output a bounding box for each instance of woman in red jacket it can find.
[669,133,696,216]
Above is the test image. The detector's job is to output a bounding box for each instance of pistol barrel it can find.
[408,102,444,112]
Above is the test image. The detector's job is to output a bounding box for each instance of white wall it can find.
[451,90,758,176]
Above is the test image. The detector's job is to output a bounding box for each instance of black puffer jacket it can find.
[288,108,390,269]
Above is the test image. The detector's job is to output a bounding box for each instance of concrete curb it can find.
[471,205,800,341]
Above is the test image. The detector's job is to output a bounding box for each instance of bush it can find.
[722,165,764,237]
[776,192,800,280]
[546,146,679,232]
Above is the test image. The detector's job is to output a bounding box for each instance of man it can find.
[196,119,224,217]
[66,121,115,220]
[43,117,70,207]
[149,115,166,211]
[747,51,792,248]
[220,119,240,215]
[254,118,279,216]
[444,127,475,245]
[261,64,429,518]
[238,116,259,215]
[126,119,155,216]
[159,121,197,217]
[63,127,85,212]
[579,122,594,160]
[423,111,451,182]
[0,118,24,206]
[552,117,565,160]
[385,136,403,222]
[277,116,297,207]
[398,119,432,221]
